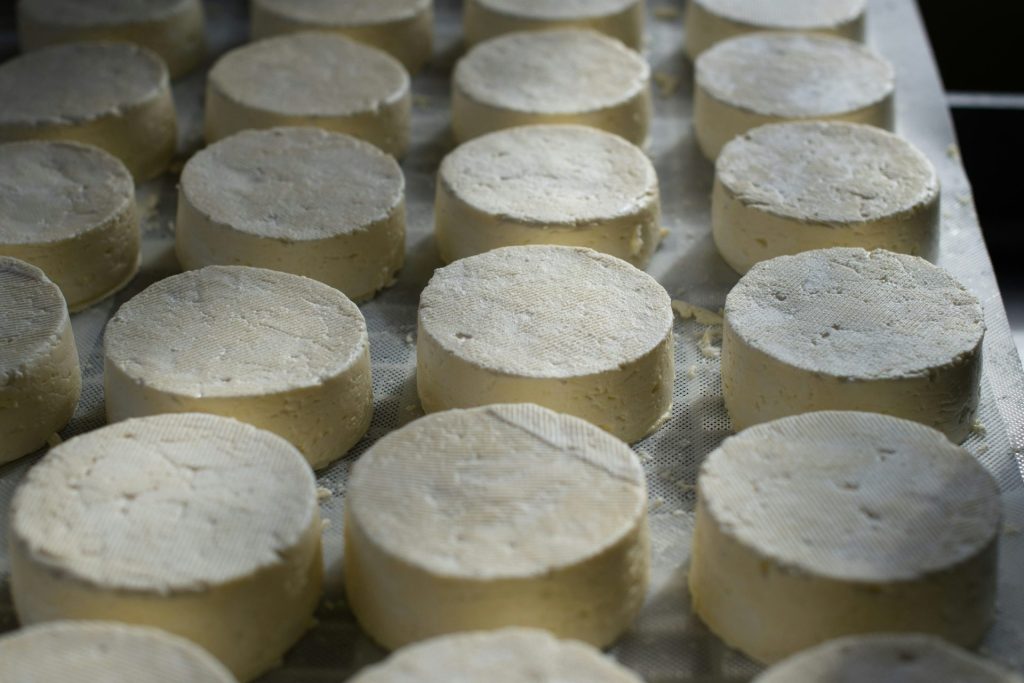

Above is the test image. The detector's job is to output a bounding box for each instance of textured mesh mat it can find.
[2,0,1024,680]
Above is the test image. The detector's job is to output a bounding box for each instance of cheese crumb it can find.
[653,71,680,97]
[698,327,722,359]
[672,299,724,325]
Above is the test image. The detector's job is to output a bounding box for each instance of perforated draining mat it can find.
[2,0,1024,680]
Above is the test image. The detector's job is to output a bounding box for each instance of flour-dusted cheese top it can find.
[475,0,636,20]
[700,411,1000,582]
[350,629,644,683]
[439,124,656,225]
[104,265,367,396]
[17,0,192,25]
[0,621,238,682]
[717,122,938,226]
[10,413,317,592]
[696,33,893,118]
[418,245,672,378]
[692,0,866,29]
[251,0,428,25]
[181,127,403,240]
[725,248,984,380]
[0,257,68,374]
[348,404,646,578]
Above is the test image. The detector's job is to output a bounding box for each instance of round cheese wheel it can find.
[0,257,80,464]
[690,411,1001,664]
[694,33,894,160]
[205,32,411,156]
[0,42,177,180]
[684,0,866,59]
[250,0,432,73]
[416,245,674,443]
[176,127,405,302]
[17,0,206,78]
[464,0,644,50]
[345,404,649,649]
[350,629,644,683]
[0,621,237,683]
[721,248,984,443]
[452,29,650,146]
[0,140,139,310]
[713,122,940,274]
[755,633,1024,683]
[435,124,661,267]
[9,413,322,683]
[103,265,373,469]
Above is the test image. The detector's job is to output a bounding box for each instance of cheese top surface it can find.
[717,122,938,225]
[351,629,643,683]
[700,411,1000,582]
[475,0,637,20]
[209,33,408,117]
[419,245,672,378]
[11,413,317,592]
[0,42,168,126]
[253,0,429,24]
[757,634,1023,683]
[104,265,367,396]
[0,257,67,375]
[693,0,866,29]
[725,248,984,380]
[440,124,656,224]
[17,0,192,24]
[455,30,649,114]
[181,127,403,239]
[348,404,645,578]
[0,621,237,682]
[0,140,133,243]
[696,33,892,118]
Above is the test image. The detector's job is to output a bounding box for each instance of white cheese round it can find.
[755,633,1024,683]
[250,0,432,73]
[694,33,894,160]
[0,621,237,683]
[103,265,373,469]
[464,0,644,50]
[690,411,1001,664]
[416,245,674,443]
[452,29,651,146]
[176,127,405,302]
[17,0,206,78]
[721,248,984,443]
[0,257,80,464]
[0,140,140,310]
[349,628,644,683]
[9,413,322,683]
[435,124,661,267]
[713,122,940,273]
[205,33,411,156]
[0,42,177,180]
[684,0,866,59]
[345,404,649,650]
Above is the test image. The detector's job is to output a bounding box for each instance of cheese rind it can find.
[349,628,645,683]
[0,42,177,180]
[17,0,206,78]
[345,404,649,649]
[250,0,432,73]
[684,0,866,59]
[0,257,80,464]
[435,125,661,266]
[721,248,983,442]
[713,122,940,273]
[205,33,411,156]
[9,413,322,682]
[694,33,894,160]
[0,621,237,682]
[464,0,644,50]
[176,127,405,302]
[103,266,373,469]
[452,29,651,146]
[690,411,1001,664]
[0,140,140,310]
[417,245,674,443]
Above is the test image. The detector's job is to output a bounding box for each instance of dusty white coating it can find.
[0,621,238,682]
[475,0,636,20]
[17,0,191,24]
[350,629,645,683]
[693,0,866,29]
[252,0,428,24]
[0,256,68,371]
